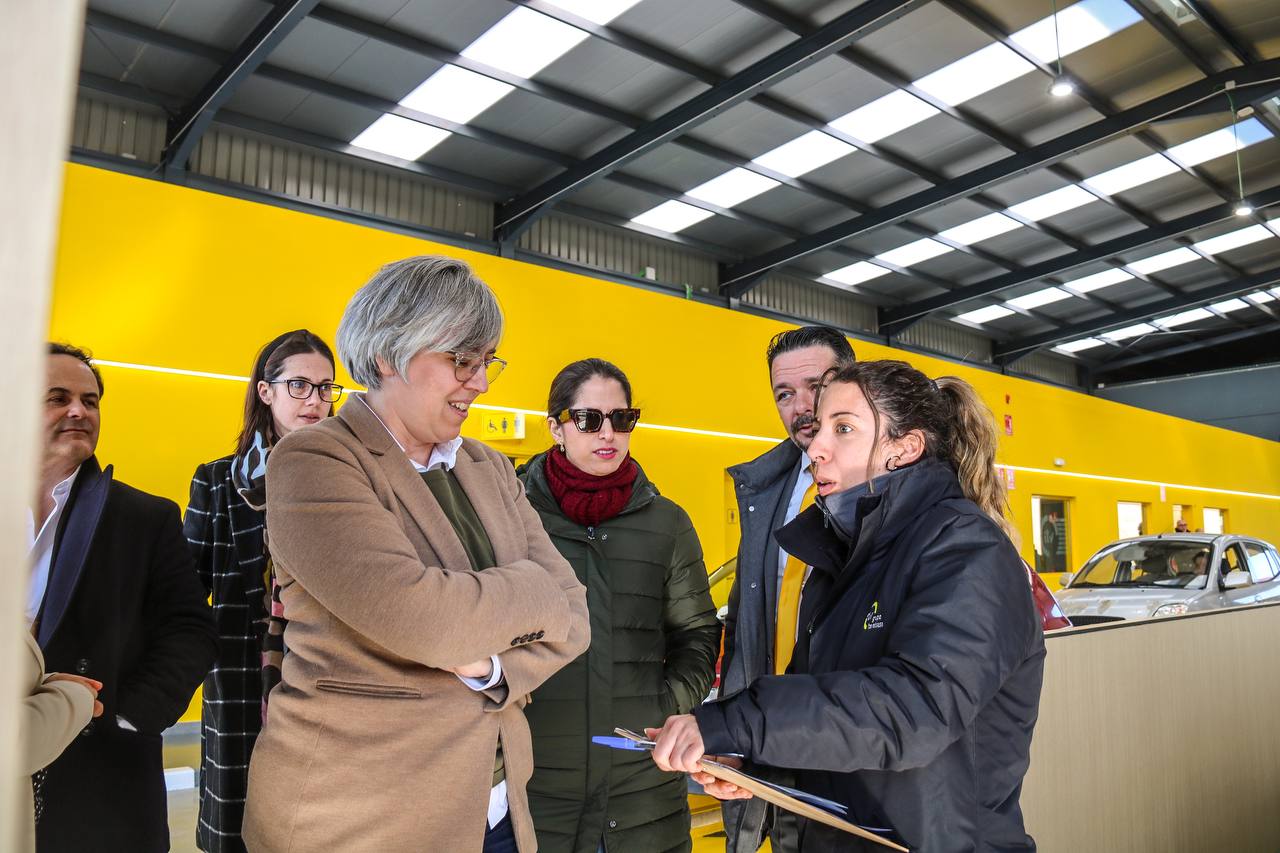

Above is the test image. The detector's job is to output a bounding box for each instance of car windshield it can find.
[1070,540,1211,590]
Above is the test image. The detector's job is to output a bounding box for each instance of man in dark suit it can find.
[718,326,854,853]
[28,343,216,853]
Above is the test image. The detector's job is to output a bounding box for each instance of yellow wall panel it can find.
[50,164,1280,723]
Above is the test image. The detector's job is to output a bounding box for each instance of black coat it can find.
[35,458,217,853]
[183,456,268,853]
[695,459,1045,853]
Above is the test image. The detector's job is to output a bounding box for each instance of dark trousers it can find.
[482,814,518,853]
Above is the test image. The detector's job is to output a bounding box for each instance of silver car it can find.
[1055,534,1280,624]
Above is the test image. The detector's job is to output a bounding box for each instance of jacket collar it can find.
[337,394,510,567]
[775,457,964,577]
[727,438,801,493]
[39,456,112,648]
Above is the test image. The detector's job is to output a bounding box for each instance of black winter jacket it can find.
[518,453,721,853]
[695,459,1045,853]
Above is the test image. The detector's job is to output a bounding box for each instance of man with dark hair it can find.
[717,325,854,853]
[29,343,216,852]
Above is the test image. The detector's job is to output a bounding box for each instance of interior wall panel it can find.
[1022,606,1280,852]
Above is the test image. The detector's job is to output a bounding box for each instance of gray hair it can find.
[337,256,504,389]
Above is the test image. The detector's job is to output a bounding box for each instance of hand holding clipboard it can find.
[593,727,908,852]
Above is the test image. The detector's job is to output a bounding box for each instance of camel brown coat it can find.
[242,396,590,852]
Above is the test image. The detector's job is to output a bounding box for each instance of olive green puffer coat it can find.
[517,452,721,853]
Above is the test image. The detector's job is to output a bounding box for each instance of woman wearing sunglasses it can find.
[182,328,339,853]
[517,358,721,853]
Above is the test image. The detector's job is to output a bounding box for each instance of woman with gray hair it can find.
[242,256,590,853]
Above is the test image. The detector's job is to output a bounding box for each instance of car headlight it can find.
[1153,603,1188,617]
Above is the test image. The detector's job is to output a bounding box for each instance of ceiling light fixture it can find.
[1227,87,1252,217]
[1048,0,1073,98]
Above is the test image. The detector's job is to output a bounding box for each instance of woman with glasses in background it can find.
[517,358,720,853]
[183,329,340,852]
[243,256,589,853]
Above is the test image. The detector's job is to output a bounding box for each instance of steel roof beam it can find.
[491,0,928,245]
[719,57,1280,292]
[160,0,318,175]
[1091,320,1280,376]
[945,0,1271,279]
[877,184,1280,335]
[994,264,1280,363]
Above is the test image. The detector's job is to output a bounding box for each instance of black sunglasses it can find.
[558,408,641,433]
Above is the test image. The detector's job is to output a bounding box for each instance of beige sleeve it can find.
[21,637,94,774]
[266,428,578,669]
[484,454,591,709]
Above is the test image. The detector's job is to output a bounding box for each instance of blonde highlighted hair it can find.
[820,360,1017,544]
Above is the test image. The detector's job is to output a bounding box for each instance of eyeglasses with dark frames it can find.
[269,378,344,403]
[558,408,641,433]
[450,351,507,384]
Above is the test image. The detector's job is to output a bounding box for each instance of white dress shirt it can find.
[776,454,814,605]
[26,467,80,625]
[361,396,508,827]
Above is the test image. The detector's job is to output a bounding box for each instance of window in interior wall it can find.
[1032,496,1070,573]
[1203,507,1227,534]
[1117,501,1147,538]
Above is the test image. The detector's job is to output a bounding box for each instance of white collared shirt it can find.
[26,467,80,625]
[776,454,814,605]
[361,395,507,826]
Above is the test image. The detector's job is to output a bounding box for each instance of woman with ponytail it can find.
[649,359,1046,853]
[183,330,340,852]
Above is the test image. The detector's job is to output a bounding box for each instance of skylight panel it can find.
[1102,323,1157,341]
[752,130,857,178]
[686,168,780,208]
[1063,268,1132,293]
[827,90,940,144]
[630,200,713,233]
[400,66,514,124]
[462,7,589,78]
[1010,0,1141,64]
[938,212,1023,246]
[1055,338,1107,353]
[1166,118,1270,167]
[1154,308,1214,328]
[876,238,953,268]
[541,0,642,25]
[1007,185,1096,222]
[913,43,1035,107]
[1008,287,1073,310]
[824,261,891,287]
[955,304,1016,324]
[1211,298,1249,313]
[1126,247,1200,275]
[1083,153,1179,196]
[351,114,451,161]
[1246,290,1276,304]
[1193,224,1274,256]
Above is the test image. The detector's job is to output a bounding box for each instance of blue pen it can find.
[592,736,653,751]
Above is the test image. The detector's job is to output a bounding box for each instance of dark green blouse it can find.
[420,469,505,787]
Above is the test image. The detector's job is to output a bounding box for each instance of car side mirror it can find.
[1222,570,1251,590]
[1059,572,1073,588]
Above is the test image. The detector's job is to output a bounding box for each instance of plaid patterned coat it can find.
[183,456,268,853]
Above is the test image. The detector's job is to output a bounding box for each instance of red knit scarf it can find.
[543,446,638,528]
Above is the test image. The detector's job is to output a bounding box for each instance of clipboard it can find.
[600,728,909,852]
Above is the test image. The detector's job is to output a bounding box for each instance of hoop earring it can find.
[886,455,901,471]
